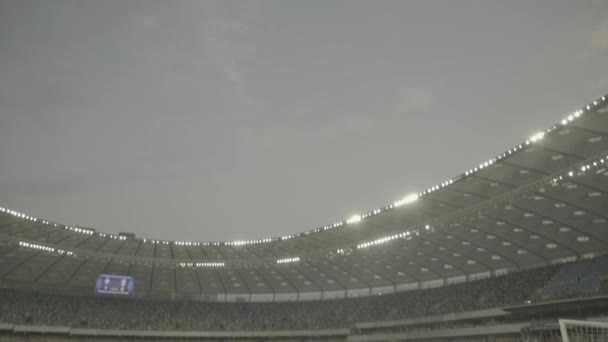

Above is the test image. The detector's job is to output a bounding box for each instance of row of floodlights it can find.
[19,241,73,255]
[463,95,607,178]
[175,239,276,246]
[559,155,608,183]
[315,96,607,232]
[277,257,300,264]
[357,225,429,249]
[224,239,273,246]
[357,151,608,251]
[143,239,171,245]
[0,207,38,222]
[464,135,540,177]
[65,226,94,235]
[315,193,422,234]
[98,233,126,240]
[9,158,608,263]
[0,96,605,248]
[0,206,102,239]
[178,262,224,268]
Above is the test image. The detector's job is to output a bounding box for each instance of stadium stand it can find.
[0,265,559,331]
[540,255,608,300]
[1,94,608,341]
[1,257,608,341]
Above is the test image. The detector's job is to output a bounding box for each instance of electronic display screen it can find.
[95,274,134,295]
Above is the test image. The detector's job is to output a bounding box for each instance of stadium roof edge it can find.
[0,93,606,247]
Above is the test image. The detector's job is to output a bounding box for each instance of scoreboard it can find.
[95,274,134,295]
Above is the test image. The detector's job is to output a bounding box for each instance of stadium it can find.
[1,93,608,341]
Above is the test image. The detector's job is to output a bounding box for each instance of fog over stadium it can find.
[1,0,607,242]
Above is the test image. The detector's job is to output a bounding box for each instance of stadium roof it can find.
[1,94,608,301]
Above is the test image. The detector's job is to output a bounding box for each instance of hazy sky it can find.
[0,0,607,242]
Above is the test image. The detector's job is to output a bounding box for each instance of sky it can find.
[0,0,607,242]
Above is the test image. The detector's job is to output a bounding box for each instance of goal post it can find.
[559,319,608,342]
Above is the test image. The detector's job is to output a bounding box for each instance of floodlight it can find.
[347,215,362,224]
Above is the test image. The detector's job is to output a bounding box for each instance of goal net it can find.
[559,319,608,342]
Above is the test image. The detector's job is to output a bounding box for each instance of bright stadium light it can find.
[529,131,545,143]
[347,215,362,224]
[394,193,418,207]
[277,257,300,264]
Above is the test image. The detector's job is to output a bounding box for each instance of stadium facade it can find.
[1,94,608,303]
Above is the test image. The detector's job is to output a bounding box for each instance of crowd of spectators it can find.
[1,337,345,342]
[539,256,608,300]
[0,337,561,342]
[0,265,561,331]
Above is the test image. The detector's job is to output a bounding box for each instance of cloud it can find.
[589,21,608,51]
[590,78,608,93]
[199,1,248,93]
[394,87,434,114]
[129,11,159,32]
